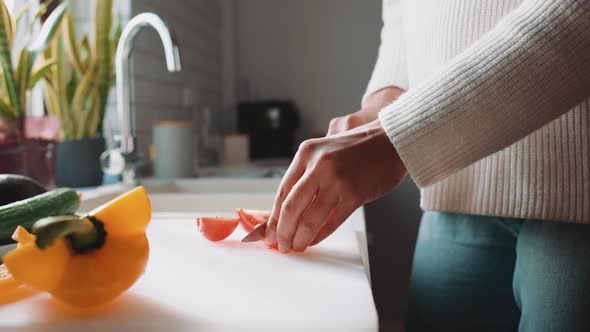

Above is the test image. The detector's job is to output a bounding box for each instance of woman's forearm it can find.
[379,0,590,188]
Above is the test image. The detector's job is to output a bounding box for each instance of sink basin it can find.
[79,178,280,213]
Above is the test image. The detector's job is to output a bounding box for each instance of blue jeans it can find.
[406,211,590,332]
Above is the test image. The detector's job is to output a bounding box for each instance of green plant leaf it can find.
[0,95,15,117]
[29,57,56,89]
[0,1,20,115]
[62,11,83,72]
[71,61,98,138]
[109,14,122,82]
[79,87,100,138]
[78,35,90,71]
[65,70,77,107]
[31,0,55,22]
[55,36,76,138]
[0,0,13,51]
[28,2,68,53]
[94,0,113,135]
[15,48,33,112]
[43,79,59,116]
[14,1,33,27]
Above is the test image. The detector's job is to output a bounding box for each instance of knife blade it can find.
[241,220,268,242]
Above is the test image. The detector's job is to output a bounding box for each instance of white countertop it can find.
[0,208,376,331]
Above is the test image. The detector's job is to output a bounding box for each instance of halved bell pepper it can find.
[0,264,38,305]
[0,226,42,304]
[3,186,151,308]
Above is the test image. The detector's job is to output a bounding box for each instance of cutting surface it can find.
[0,210,377,332]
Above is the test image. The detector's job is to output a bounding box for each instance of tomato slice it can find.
[196,217,239,242]
[236,209,269,233]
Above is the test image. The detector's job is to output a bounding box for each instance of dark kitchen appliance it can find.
[238,100,300,159]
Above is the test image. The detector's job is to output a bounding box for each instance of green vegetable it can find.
[0,188,79,245]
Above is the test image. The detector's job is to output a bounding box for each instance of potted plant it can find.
[0,1,67,177]
[43,0,121,187]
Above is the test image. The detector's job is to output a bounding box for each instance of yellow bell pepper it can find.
[0,264,38,305]
[0,225,42,304]
[2,186,151,308]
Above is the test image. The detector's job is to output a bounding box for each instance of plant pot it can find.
[23,116,60,188]
[0,116,26,175]
[25,140,56,189]
[55,138,105,188]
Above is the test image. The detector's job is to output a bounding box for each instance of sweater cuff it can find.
[378,97,447,188]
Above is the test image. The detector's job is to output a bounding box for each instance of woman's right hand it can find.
[326,86,405,136]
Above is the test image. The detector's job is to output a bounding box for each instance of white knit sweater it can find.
[367,0,590,223]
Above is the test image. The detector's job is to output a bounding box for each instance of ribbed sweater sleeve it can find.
[378,0,590,188]
[363,0,408,103]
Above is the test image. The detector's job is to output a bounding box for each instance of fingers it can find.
[310,205,354,246]
[275,173,319,253]
[291,190,338,252]
[327,119,339,136]
[265,158,305,246]
[327,117,348,136]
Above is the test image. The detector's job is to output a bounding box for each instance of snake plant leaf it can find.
[71,61,98,137]
[94,0,113,133]
[111,14,122,44]
[33,0,55,21]
[78,35,90,71]
[109,15,122,82]
[88,88,101,137]
[14,1,33,27]
[62,12,83,72]
[0,69,4,91]
[0,95,15,117]
[0,0,13,51]
[43,80,59,116]
[29,57,56,89]
[55,37,77,139]
[28,2,68,53]
[80,88,100,138]
[15,48,33,113]
[0,1,20,116]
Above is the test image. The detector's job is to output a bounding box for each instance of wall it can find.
[130,0,225,161]
[234,0,382,139]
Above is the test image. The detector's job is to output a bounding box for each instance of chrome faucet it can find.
[101,13,182,184]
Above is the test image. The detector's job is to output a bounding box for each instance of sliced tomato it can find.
[196,217,240,242]
[236,209,270,233]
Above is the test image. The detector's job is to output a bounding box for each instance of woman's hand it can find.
[327,109,378,136]
[265,120,407,253]
[327,87,404,136]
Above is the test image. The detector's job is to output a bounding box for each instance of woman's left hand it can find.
[265,120,407,253]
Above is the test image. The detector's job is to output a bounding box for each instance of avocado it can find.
[0,174,47,206]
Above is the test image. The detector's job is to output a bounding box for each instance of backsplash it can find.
[73,0,225,164]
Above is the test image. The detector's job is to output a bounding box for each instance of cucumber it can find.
[0,174,47,206]
[0,188,80,245]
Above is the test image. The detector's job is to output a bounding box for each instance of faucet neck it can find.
[115,13,182,154]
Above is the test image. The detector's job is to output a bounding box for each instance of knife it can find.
[241,220,268,242]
